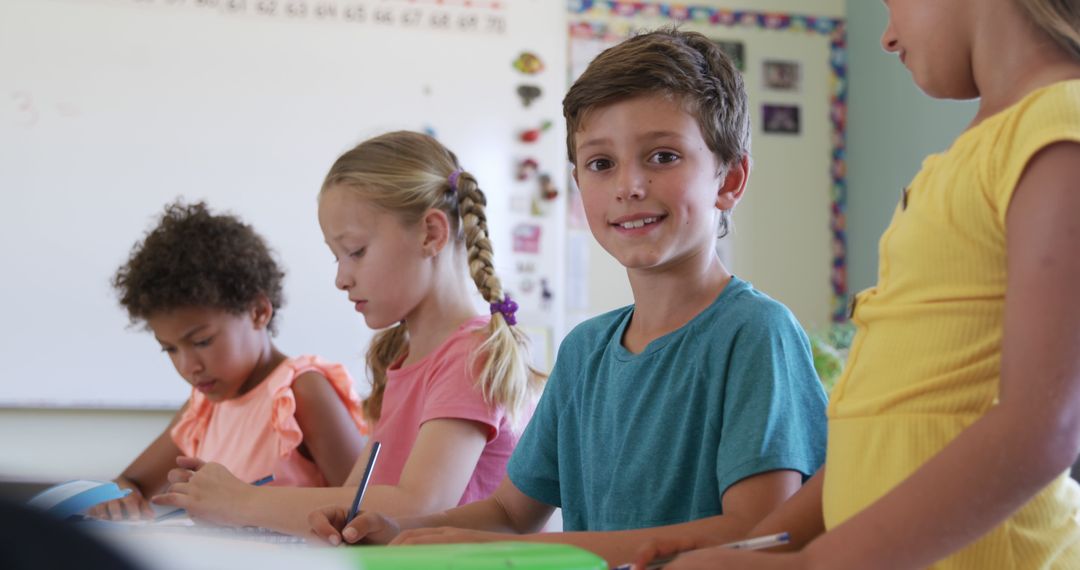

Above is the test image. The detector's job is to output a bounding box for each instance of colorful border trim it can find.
[568,0,849,323]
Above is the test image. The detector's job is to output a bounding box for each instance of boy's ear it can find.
[716,155,750,211]
[571,166,579,187]
[419,208,451,257]
[250,294,273,330]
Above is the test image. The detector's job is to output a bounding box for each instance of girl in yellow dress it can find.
[635,0,1080,568]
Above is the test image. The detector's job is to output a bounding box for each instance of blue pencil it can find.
[346,441,382,524]
[249,474,275,487]
[154,473,275,522]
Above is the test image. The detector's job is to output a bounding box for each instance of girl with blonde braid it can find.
[155,131,544,537]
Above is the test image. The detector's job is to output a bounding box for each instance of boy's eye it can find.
[350,247,366,259]
[649,151,680,164]
[193,336,214,348]
[585,158,613,172]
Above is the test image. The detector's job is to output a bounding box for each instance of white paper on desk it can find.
[101,530,352,570]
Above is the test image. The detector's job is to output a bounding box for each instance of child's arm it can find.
[340,417,490,514]
[631,468,825,568]
[651,142,1080,570]
[155,417,492,535]
[291,371,366,486]
[390,468,803,567]
[308,475,556,545]
[87,404,188,520]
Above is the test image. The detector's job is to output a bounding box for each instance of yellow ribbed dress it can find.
[826,80,1080,568]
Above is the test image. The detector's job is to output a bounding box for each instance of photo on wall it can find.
[763,59,801,91]
[712,39,745,71]
[762,104,801,135]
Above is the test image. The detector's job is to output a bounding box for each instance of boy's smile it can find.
[610,212,666,234]
[572,93,741,274]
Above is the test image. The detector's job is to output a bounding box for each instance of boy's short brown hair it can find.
[563,27,750,170]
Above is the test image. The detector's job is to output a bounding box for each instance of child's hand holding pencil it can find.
[309,441,397,546]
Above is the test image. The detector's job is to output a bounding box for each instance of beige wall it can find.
[0,408,172,482]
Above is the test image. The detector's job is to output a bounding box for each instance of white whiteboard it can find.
[0,0,568,408]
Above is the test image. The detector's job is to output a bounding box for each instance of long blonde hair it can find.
[1019,0,1080,60]
[320,131,545,423]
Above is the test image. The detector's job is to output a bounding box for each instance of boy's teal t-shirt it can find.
[507,277,828,532]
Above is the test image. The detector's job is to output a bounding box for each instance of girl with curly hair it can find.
[91,201,368,521]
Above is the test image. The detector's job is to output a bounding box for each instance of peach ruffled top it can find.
[171,355,368,487]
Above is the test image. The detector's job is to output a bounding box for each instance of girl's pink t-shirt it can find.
[171,355,369,487]
[369,316,527,505]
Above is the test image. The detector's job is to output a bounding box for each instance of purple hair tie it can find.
[490,294,518,326]
[448,169,463,193]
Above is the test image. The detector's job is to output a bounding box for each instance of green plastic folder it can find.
[344,541,607,570]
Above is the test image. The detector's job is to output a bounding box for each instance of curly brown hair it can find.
[112,201,286,333]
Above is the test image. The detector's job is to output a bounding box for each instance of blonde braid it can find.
[456,174,502,302]
[455,172,545,420]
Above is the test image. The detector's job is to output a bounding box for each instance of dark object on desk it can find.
[0,480,54,503]
[0,499,141,570]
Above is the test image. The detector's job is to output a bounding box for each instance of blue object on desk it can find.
[27,480,130,520]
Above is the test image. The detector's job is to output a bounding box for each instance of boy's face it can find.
[147,305,269,402]
[572,93,743,273]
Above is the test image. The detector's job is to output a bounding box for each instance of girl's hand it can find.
[308,507,401,546]
[392,527,514,546]
[87,476,154,520]
[150,456,254,526]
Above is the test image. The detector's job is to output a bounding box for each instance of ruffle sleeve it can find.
[269,355,370,459]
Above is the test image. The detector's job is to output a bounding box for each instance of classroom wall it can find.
[3,0,1047,490]
[1,0,569,409]
[0,0,568,482]
[0,0,849,484]
[14,0,1071,492]
[0,408,171,482]
[844,0,977,293]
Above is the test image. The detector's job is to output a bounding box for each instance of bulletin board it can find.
[566,0,848,329]
[0,0,567,408]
